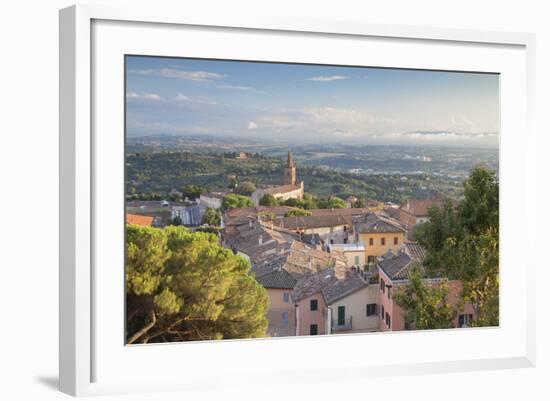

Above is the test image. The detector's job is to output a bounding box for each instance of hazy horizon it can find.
[126,56,500,149]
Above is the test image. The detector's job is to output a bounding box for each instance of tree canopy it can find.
[413,165,499,327]
[202,207,221,226]
[221,194,253,211]
[126,225,269,343]
[284,209,312,217]
[393,264,455,330]
[259,194,279,206]
[234,181,257,196]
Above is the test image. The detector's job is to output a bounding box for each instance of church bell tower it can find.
[283,151,296,186]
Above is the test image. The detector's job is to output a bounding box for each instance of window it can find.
[354,255,360,266]
[366,303,377,316]
[381,237,386,246]
[282,311,289,326]
[368,255,375,264]
[337,306,346,326]
[381,305,385,319]
[458,314,474,328]
[387,286,392,300]
[310,299,318,311]
[394,237,398,245]
[283,292,290,303]
[310,324,318,335]
[380,278,385,293]
[385,312,391,328]
[369,238,374,246]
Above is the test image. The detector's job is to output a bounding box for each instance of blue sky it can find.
[126,56,499,148]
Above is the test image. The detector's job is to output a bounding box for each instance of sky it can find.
[126,56,499,148]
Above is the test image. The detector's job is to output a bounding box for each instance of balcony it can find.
[332,317,353,331]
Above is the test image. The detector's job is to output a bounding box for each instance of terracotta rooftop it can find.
[272,214,352,230]
[262,184,302,196]
[126,213,154,227]
[400,198,443,217]
[307,208,371,217]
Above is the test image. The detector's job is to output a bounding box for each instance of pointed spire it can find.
[287,151,295,167]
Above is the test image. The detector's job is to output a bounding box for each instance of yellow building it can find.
[353,213,407,265]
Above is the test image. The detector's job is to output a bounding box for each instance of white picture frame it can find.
[59,4,536,397]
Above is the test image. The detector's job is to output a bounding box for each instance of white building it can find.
[199,192,225,210]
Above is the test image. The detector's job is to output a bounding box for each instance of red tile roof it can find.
[126,213,154,227]
[400,199,443,217]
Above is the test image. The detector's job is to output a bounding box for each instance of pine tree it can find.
[126,225,268,343]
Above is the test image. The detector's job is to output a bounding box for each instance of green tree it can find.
[202,207,221,226]
[126,225,269,343]
[414,166,499,327]
[181,184,205,200]
[459,166,499,235]
[393,264,455,330]
[318,196,346,209]
[284,209,312,217]
[221,194,252,211]
[172,215,183,226]
[259,194,280,206]
[234,181,257,196]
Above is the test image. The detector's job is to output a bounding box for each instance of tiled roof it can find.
[292,266,368,303]
[272,214,352,230]
[307,208,371,217]
[200,192,226,200]
[292,268,336,302]
[262,184,302,196]
[403,242,426,261]
[400,198,443,217]
[255,269,297,289]
[225,205,297,218]
[126,213,154,227]
[322,270,368,304]
[383,207,400,219]
[354,213,406,234]
[377,251,414,280]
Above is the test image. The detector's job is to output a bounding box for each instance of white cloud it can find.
[307,75,348,82]
[175,93,191,101]
[130,68,226,82]
[247,121,258,130]
[218,85,255,91]
[175,93,217,105]
[126,92,161,100]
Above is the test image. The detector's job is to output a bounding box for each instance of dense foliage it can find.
[284,209,312,217]
[202,207,221,226]
[125,150,463,203]
[411,166,499,327]
[221,194,252,211]
[260,193,346,210]
[393,264,455,330]
[126,225,269,343]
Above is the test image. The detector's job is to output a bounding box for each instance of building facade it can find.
[354,213,407,264]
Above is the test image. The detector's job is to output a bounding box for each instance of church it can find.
[251,151,305,206]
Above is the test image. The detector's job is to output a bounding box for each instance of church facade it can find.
[251,151,305,206]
